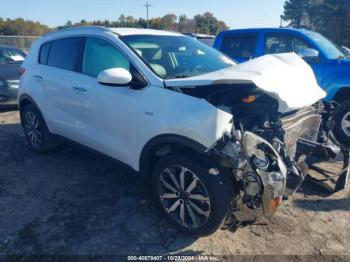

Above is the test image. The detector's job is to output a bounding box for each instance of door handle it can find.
[33,75,43,81]
[72,86,87,94]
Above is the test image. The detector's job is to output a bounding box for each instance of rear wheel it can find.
[152,154,234,236]
[333,99,350,148]
[21,104,57,152]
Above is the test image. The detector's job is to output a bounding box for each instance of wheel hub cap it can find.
[158,165,210,229]
[25,111,42,148]
[341,111,350,138]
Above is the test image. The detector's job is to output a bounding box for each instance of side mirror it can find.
[298,48,319,60]
[97,68,132,86]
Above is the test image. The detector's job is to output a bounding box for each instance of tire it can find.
[151,153,234,236]
[333,99,350,148]
[21,104,57,153]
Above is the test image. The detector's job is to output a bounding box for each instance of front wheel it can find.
[151,154,234,236]
[333,99,350,148]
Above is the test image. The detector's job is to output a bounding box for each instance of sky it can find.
[1,0,286,29]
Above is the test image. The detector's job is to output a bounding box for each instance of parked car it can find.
[18,27,346,236]
[183,33,215,46]
[0,45,26,106]
[214,28,350,147]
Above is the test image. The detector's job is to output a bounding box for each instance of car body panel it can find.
[19,27,233,171]
[165,53,326,113]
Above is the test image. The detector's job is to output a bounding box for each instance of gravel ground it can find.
[0,109,349,257]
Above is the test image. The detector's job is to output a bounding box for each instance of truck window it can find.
[265,34,312,55]
[265,35,293,54]
[221,35,257,59]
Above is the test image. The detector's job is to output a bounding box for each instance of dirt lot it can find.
[0,108,349,257]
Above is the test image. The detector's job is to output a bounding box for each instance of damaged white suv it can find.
[18,27,348,236]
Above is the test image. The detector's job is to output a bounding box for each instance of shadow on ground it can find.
[0,121,199,255]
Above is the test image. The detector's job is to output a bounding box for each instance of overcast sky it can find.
[1,0,286,28]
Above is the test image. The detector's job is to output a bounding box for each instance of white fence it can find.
[0,36,40,53]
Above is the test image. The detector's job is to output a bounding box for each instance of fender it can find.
[139,134,207,176]
[18,94,48,127]
[323,73,350,101]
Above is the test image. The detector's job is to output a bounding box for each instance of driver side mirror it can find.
[297,48,319,61]
[97,68,132,86]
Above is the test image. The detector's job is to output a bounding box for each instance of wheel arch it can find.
[139,134,208,179]
[333,87,350,103]
[18,95,46,127]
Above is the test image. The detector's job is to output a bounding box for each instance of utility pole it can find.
[143,2,152,29]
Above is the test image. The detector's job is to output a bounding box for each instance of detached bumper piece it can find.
[296,137,349,193]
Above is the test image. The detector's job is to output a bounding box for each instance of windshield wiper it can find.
[173,75,190,79]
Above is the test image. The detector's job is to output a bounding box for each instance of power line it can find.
[143,2,152,29]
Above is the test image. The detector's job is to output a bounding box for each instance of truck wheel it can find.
[152,154,234,236]
[334,99,350,148]
[21,104,57,153]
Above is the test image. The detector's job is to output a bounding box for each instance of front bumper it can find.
[241,132,287,217]
[213,131,287,224]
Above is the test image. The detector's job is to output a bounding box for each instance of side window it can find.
[264,34,293,54]
[39,42,51,65]
[47,37,84,71]
[82,37,130,77]
[293,38,311,53]
[221,35,257,59]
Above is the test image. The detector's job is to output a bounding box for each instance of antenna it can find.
[143,2,152,29]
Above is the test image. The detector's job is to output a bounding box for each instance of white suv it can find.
[18,27,345,236]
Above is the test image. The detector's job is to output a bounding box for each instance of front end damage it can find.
[206,101,349,228]
[163,53,349,227]
[208,127,288,226]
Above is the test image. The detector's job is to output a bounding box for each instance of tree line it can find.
[0,18,51,36]
[57,12,228,35]
[0,12,228,37]
[282,0,350,46]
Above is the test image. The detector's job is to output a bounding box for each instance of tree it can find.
[282,0,350,46]
[178,15,196,33]
[0,18,51,36]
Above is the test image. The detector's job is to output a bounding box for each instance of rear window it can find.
[46,37,84,71]
[0,48,26,64]
[221,35,257,59]
[39,42,51,65]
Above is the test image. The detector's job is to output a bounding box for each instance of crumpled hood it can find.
[164,53,326,113]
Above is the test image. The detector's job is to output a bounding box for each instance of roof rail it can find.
[43,26,111,37]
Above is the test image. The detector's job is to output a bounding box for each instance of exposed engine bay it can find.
[173,83,349,227]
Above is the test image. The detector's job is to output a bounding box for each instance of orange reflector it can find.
[271,196,282,210]
[242,95,258,103]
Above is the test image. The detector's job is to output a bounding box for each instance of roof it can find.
[110,27,182,36]
[218,27,312,35]
[0,44,21,49]
[44,26,182,38]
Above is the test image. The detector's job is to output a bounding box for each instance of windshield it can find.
[304,31,345,59]
[0,48,26,64]
[120,35,235,79]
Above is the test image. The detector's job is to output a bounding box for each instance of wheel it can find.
[333,99,350,148]
[152,154,234,236]
[21,104,57,152]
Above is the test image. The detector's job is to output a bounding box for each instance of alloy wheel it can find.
[158,165,210,229]
[24,111,42,148]
[341,111,350,138]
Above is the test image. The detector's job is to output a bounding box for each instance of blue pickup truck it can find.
[214,28,350,147]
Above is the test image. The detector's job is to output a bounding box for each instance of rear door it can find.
[219,33,258,63]
[37,37,86,139]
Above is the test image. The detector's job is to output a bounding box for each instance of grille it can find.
[281,106,322,158]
